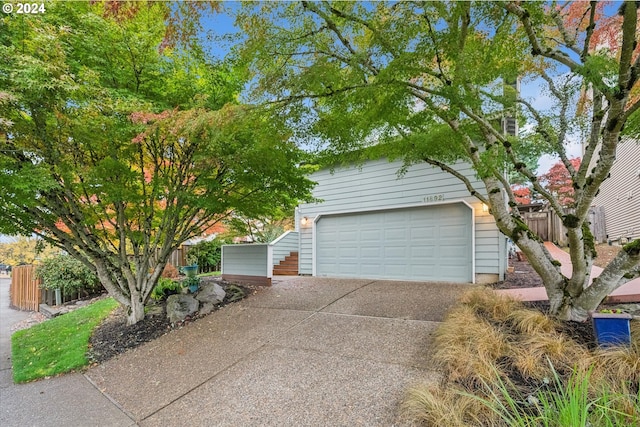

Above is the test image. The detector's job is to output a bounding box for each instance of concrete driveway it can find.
[3,277,470,426]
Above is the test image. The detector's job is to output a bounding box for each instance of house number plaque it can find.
[423,194,444,203]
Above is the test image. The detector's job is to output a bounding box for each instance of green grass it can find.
[11,297,118,383]
[197,271,220,277]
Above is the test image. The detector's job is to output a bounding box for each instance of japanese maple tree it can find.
[541,159,582,208]
[234,1,640,321]
[0,1,312,324]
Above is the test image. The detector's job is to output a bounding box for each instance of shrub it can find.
[36,255,102,297]
[185,238,227,271]
[161,263,179,278]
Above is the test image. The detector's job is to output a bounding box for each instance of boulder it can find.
[195,283,226,304]
[198,302,216,316]
[166,294,199,323]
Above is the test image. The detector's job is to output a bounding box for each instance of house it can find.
[221,158,508,285]
[591,141,640,243]
[296,158,507,284]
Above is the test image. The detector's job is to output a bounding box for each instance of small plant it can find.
[183,276,201,293]
[150,278,181,301]
[403,287,640,426]
[225,285,246,302]
[599,308,625,314]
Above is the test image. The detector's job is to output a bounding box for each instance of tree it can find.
[540,158,582,208]
[511,186,533,205]
[0,1,313,324]
[225,212,294,243]
[0,236,58,266]
[235,1,640,321]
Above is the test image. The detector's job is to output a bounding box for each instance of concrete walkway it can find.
[497,242,640,302]
[1,276,470,426]
[0,277,134,427]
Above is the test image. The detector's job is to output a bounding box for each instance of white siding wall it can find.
[271,231,299,265]
[592,142,640,241]
[221,244,271,277]
[298,158,503,278]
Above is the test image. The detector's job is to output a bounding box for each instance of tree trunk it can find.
[127,291,145,326]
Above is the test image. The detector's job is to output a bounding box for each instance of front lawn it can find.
[197,271,221,277]
[11,297,118,383]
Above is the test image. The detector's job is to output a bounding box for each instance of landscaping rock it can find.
[145,304,164,316]
[166,294,199,323]
[195,282,226,304]
[198,302,216,316]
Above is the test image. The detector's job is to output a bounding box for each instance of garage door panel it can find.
[439,245,466,258]
[440,225,467,238]
[410,226,436,239]
[384,228,407,239]
[316,204,472,282]
[361,229,382,242]
[360,247,382,258]
[410,246,436,258]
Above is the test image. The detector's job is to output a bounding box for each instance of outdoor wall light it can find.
[300,216,310,226]
[482,203,489,212]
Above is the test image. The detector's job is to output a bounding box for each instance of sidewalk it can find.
[496,242,640,303]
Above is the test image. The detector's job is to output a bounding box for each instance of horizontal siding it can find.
[299,227,313,275]
[592,142,640,241]
[221,244,269,277]
[271,231,299,265]
[298,158,504,277]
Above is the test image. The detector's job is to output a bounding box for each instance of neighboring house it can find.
[591,141,640,243]
[222,157,508,285]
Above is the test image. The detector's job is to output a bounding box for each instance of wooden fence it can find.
[524,207,607,246]
[9,247,209,311]
[9,265,41,311]
[167,245,192,268]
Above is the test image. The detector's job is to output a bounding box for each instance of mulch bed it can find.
[521,300,597,350]
[88,279,253,364]
[491,257,544,289]
[491,258,598,348]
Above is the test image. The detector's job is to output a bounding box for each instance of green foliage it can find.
[623,239,640,256]
[11,298,118,383]
[36,255,101,297]
[235,1,640,317]
[461,364,639,427]
[0,0,313,324]
[225,215,293,243]
[225,285,246,303]
[185,239,226,270]
[182,276,201,292]
[150,278,181,301]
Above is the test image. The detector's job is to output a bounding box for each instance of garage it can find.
[315,203,473,282]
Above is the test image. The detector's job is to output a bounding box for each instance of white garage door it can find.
[315,204,472,282]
